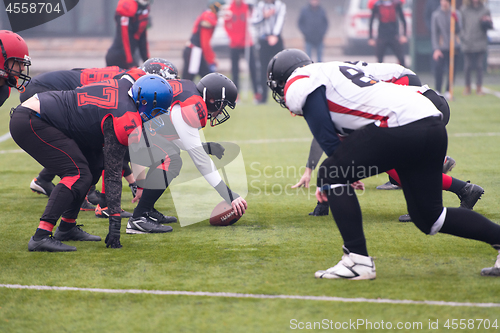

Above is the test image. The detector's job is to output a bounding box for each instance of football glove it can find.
[202,142,225,159]
[105,215,122,249]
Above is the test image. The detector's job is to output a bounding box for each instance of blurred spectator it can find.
[425,0,441,33]
[224,0,261,102]
[460,0,493,95]
[431,0,461,96]
[298,0,329,62]
[182,1,225,81]
[105,0,150,69]
[368,0,407,66]
[252,0,286,104]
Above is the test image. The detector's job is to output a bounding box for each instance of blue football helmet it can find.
[131,74,173,133]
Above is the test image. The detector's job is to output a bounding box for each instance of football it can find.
[209,201,240,226]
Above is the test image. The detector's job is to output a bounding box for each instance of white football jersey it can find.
[349,61,416,82]
[284,62,441,136]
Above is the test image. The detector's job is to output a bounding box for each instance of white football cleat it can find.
[481,248,500,277]
[315,246,376,280]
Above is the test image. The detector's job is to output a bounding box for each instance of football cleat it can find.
[80,197,96,211]
[481,249,500,277]
[309,202,329,216]
[398,214,412,222]
[442,156,456,174]
[95,204,133,218]
[28,235,77,252]
[457,182,484,210]
[53,224,101,242]
[376,181,401,190]
[30,178,55,197]
[86,187,101,205]
[315,246,376,280]
[126,217,173,234]
[144,208,177,224]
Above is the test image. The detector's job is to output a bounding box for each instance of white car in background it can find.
[343,0,412,55]
[488,0,500,45]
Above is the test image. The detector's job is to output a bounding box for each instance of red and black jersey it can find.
[38,78,142,150]
[23,67,127,92]
[369,0,406,39]
[107,0,150,68]
[156,79,208,141]
[0,84,10,107]
[189,10,218,65]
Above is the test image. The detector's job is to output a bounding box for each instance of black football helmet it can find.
[141,58,179,80]
[196,73,237,127]
[267,48,312,108]
[208,0,225,13]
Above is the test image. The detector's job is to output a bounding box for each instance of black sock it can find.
[326,185,368,256]
[447,177,467,194]
[59,220,75,231]
[133,189,166,218]
[33,228,52,241]
[440,207,500,246]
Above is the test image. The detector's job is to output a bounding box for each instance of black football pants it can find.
[10,107,100,225]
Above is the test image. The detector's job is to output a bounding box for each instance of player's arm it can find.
[171,105,246,215]
[0,84,10,107]
[102,116,128,248]
[396,2,407,36]
[116,0,138,67]
[368,5,378,39]
[302,86,341,157]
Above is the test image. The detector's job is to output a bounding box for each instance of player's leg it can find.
[10,107,99,251]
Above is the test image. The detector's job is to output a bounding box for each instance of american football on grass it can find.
[209,201,240,226]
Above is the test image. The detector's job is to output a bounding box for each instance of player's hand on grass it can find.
[292,167,312,188]
[132,188,143,203]
[231,197,247,216]
[351,180,365,190]
[105,216,122,249]
[315,187,328,203]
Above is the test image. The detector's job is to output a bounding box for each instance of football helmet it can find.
[196,73,237,127]
[208,0,225,13]
[141,58,179,80]
[131,74,173,133]
[267,48,312,108]
[0,30,31,91]
[136,0,150,6]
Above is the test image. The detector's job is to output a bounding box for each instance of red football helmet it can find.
[0,30,31,90]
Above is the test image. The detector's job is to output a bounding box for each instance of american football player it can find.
[0,30,31,106]
[10,74,173,251]
[182,0,225,80]
[267,48,500,279]
[126,72,247,234]
[105,0,150,69]
[293,61,483,221]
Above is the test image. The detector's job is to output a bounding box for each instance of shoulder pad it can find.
[107,112,142,145]
[176,95,208,128]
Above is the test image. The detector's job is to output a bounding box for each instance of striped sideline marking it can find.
[0,284,499,308]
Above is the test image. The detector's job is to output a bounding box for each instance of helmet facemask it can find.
[0,38,31,91]
[202,86,235,127]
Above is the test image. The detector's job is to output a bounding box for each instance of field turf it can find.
[1,87,500,332]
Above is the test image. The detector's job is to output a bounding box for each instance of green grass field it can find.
[1,86,500,333]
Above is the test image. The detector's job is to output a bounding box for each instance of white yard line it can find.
[0,284,498,308]
[0,132,11,143]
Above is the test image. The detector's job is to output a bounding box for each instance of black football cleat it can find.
[126,217,173,234]
[309,202,329,216]
[442,156,456,174]
[86,187,102,205]
[53,224,101,242]
[30,178,55,197]
[398,214,412,222]
[28,235,77,252]
[80,197,96,211]
[457,182,484,210]
[144,208,177,224]
[95,204,133,218]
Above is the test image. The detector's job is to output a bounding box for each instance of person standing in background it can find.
[105,0,150,69]
[224,0,261,103]
[460,0,493,95]
[298,0,329,62]
[183,0,225,81]
[368,0,407,66]
[252,0,286,104]
[431,0,461,97]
